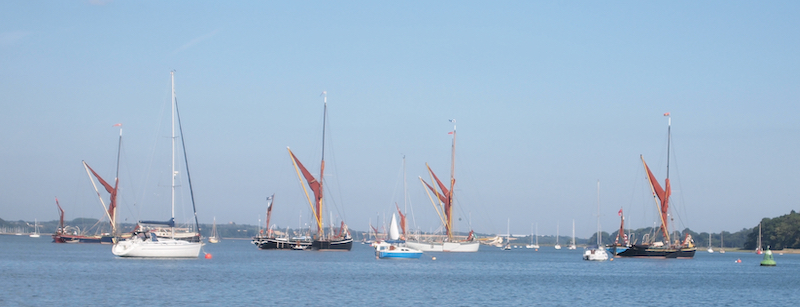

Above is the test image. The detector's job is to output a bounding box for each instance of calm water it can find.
[1,235,797,306]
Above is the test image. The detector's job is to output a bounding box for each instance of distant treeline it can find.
[4,210,799,249]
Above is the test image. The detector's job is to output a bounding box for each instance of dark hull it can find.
[52,234,113,244]
[312,238,353,251]
[254,237,312,250]
[615,244,696,258]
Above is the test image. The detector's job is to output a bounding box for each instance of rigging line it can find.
[322,111,349,226]
[174,97,200,233]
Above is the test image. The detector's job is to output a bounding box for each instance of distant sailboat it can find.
[554,221,561,250]
[707,233,713,253]
[568,219,577,250]
[503,218,511,250]
[526,223,539,249]
[755,223,763,254]
[29,219,40,238]
[208,217,220,243]
[720,232,726,254]
[606,207,630,256]
[584,180,609,261]
[252,194,311,250]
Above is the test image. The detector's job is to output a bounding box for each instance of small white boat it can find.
[526,223,540,249]
[208,217,220,243]
[568,219,577,250]
[583,181,609,261]
[707,233,713,253]
[503,218,512,250]
[29,219,40,238]
[720,232,726,254]
[554,221,561,249]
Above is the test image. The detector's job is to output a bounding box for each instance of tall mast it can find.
[318,91,327,238]
[171,71,176,222]
[113,125,122,235]
[665,114,672,242]
[448,119,456,240]
[597,180,601,246]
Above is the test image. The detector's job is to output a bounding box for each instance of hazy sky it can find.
[2,1,798,238]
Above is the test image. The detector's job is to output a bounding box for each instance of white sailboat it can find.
[526,223,539,249]
[707,233,713,253]
[584,180,609,261]
[112,71,202,258]
[719,232,725,254]
[503,218,511,250]
[553,222,561,249]
[405,119,479,253]
[208,217,220,243]
[755,223,763,254]
[29,219,40,238]
[568,219,577,250]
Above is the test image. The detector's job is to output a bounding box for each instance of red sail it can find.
[615,208,628,245]
[85,162,118,228]
[424,165,453,237]
[371,224,380,240]
[289,150,322,229]
[395,203,406,238]
[642,157,671,240]
[265,194,274,236]
[55,197,64,234]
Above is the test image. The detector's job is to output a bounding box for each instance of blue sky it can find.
[1,1,798,238]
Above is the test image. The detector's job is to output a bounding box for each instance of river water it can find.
[1,235,797,306]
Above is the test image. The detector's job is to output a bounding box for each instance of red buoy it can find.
[204,253,213,259]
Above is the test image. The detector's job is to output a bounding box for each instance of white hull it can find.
[554,244,561,250]
[583,249,609,261]
[112,237,202,258]
[405,240,480,252]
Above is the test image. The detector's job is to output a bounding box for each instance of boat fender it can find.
[205,253,213,259]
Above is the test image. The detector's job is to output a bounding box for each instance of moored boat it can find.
[614,113,696,259]
[375,213,422,259]
[208,217,220,243]
[287,92,352,251]
[583,181,608,261]
[606,207,630,256]
[112,72,202,258]
[405,119,479,253]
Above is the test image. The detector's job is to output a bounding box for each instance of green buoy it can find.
[760,246,776,266]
